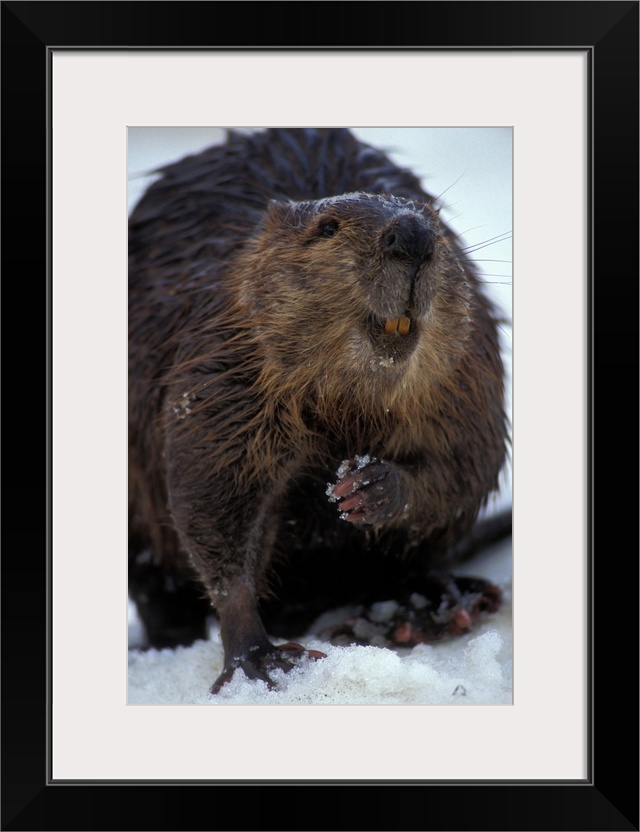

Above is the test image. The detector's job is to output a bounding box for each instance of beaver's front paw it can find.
[326,456,408,528]
[210,642,326,695]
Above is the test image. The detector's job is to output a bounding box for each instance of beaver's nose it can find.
[382,215,435,265]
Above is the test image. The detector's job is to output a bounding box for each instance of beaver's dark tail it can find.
[451,508,513,562]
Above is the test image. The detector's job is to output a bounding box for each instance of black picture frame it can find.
[2,2,638,830]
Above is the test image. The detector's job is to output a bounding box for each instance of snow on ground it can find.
[128,536,512,706]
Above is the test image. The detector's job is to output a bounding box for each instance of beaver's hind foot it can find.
[323,574,502,648]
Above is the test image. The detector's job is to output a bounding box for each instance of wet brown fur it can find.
[128,128,509,669]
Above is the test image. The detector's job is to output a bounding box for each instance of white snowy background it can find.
[127,127,513,706]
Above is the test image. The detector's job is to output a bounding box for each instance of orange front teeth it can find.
[384,316,411,335]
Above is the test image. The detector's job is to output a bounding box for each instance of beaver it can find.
[128,128,510,694]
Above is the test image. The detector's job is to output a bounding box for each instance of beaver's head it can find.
[233,193,476,409]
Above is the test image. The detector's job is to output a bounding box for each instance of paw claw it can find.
[210,642,327,694]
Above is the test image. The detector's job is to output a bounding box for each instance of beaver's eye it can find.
[319,220,339,238]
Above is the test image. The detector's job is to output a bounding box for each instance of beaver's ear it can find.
[264,199,311,232]
[266,199,293,218]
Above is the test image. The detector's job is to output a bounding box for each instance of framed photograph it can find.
[3,2,637,830]
[126,124,514,710]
